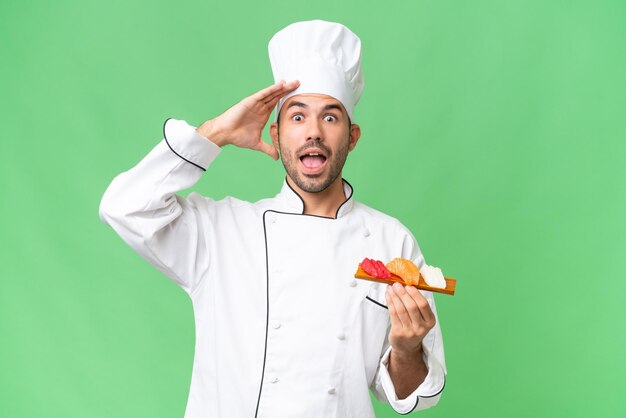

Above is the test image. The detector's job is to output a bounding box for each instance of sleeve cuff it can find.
[163,118,222,171]
[378,344,446,414]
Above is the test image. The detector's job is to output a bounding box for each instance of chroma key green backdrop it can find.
[1,1,625,417]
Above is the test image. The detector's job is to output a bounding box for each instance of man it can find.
[100,20,446,418]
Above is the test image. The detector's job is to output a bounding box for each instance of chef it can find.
[99,19,447,418]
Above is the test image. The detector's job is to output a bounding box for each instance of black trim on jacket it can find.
[283,176,354,219]
[162,117,207,171]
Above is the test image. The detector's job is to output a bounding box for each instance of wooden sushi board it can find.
[354,266,456,296]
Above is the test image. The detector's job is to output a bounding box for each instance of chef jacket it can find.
[99,118,447,418]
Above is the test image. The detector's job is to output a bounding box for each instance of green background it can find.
[1,0,625,417]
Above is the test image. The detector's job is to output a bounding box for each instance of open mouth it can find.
[299,152,328,172]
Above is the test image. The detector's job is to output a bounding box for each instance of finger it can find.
[253,80,299,104]
[263,93,284,111]
[263,89,291,108]
[263,80,300,105]
[393,284,425,326]
[253,138,279,160]
[251,80,286,102]
[387,284,412,330]
[405,286,436,327]
[385,286,403,330]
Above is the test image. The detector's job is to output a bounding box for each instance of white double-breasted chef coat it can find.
[99,118,447,418]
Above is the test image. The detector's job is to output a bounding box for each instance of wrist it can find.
[196,120,228,147]
[391,343,424,363]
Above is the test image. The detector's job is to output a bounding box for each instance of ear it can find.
[348,123,361,152]
[269,122,280,151]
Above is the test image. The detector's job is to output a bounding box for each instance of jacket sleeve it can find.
[370,229,447,414]
[99,118,221,295]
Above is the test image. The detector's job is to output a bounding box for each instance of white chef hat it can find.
[268,19,365,122]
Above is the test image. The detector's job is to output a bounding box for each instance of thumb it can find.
[255,139,279,160]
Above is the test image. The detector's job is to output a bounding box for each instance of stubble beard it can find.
[279,137,350,193]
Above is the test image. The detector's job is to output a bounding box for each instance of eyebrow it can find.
[285,101,344,113]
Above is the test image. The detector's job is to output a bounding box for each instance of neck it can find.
[286,175,347,218]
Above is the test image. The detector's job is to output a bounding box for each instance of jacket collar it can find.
[276,177,355,219]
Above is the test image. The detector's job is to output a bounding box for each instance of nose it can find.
[306,119,323,142]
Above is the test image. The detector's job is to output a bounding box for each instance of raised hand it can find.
[196,80,300,159]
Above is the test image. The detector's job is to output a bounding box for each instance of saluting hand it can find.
[196,80,300,160]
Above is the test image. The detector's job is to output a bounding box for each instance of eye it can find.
[324,114,337,122]
[291,114,303,121]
